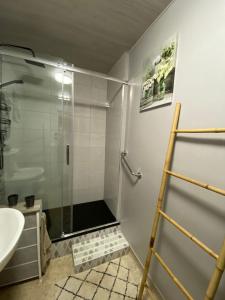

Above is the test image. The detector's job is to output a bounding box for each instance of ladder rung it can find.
[159,210,218,259]
[175,128,225,133]
[151,248,194,300]
[165,170,225,197]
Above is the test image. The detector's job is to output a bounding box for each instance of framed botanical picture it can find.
[140,36,177,111]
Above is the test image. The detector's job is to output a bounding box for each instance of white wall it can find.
[121,0,225,299]
[104,53,129,218]
[73,73,107,204]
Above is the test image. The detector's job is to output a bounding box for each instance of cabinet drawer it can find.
[0,261,39,287]
[24,213,37,229]
[17,228,37,248]
[6,245,38,268]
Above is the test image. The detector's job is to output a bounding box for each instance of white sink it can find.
[0,208,25,272]
[4,167,44,182]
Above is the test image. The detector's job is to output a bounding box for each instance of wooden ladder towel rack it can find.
[138,102,225,300]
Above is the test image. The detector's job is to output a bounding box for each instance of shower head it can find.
[0,43,45,68]
[24,59,45,68]
[0,43,35,57]
[0,80,24,89]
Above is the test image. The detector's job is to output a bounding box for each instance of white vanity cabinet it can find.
[0,200,42,286]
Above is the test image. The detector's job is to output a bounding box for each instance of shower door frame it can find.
[60,69,75,238]
[0,49,128,85]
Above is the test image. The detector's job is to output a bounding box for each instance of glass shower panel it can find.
[72,74,117,233]
[60,70,74,236]
[0,54,73,240]
[0,55,4,199]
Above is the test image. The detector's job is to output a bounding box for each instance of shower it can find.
[0,79,24,89]
[0,48,126,241]
[0,80,24,169]
[0,44,45,68]
[0,44,46,169]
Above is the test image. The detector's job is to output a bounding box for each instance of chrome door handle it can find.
[66,145,70,165]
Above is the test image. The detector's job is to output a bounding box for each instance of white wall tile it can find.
[77,116,91,133]
[90,186,104,201]
[74,133,90,147]
[76,84,92,100]
[74,105,91,118]
[92,87,107,102]
[75,73,93,87]
[73,188,94,204]
[73,73,107,204]
[90,118,106,134]
[74,145,90,163]
[93,77,107,90]
[90,146,105,162]
[91,107,106,120]
[90,134,105,147]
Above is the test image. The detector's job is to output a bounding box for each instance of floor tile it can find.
[100,274,115,290]
[106,263,119,276]
[110,291,124,299]
[113,278,126,294]
[77,281,97,299]
[86,269,103,285]
[93,287,110,299]
[64,277,82,294]
[58,290,74,300]
[74,269,89,280]
[94,262,108,272]
[117,265,129,280]
[126,282,138,298]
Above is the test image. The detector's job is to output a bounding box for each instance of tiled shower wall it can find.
[73,74,107,204]
[104,53,129,219]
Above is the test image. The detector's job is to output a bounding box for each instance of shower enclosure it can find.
[0,50,125,241]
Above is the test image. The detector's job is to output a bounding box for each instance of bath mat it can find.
[55,257,139,299]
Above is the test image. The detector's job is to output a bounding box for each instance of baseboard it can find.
[128,245,166,300]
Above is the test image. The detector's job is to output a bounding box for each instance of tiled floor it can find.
[0,252,159,300]
[56,257,138,299]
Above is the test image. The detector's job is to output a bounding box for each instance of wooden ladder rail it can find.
[138,102,181,299]
[138,102,225,300]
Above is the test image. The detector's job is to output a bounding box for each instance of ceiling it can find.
[0,0,172,73]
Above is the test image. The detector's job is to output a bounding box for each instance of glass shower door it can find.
[0,54,74,240]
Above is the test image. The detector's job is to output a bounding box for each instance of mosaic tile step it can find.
[52,225,122,259]
[72,226,130,273]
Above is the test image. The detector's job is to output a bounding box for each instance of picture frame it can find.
[140,36,177,111]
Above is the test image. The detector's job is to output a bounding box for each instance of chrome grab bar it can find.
[121,151,142,179]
